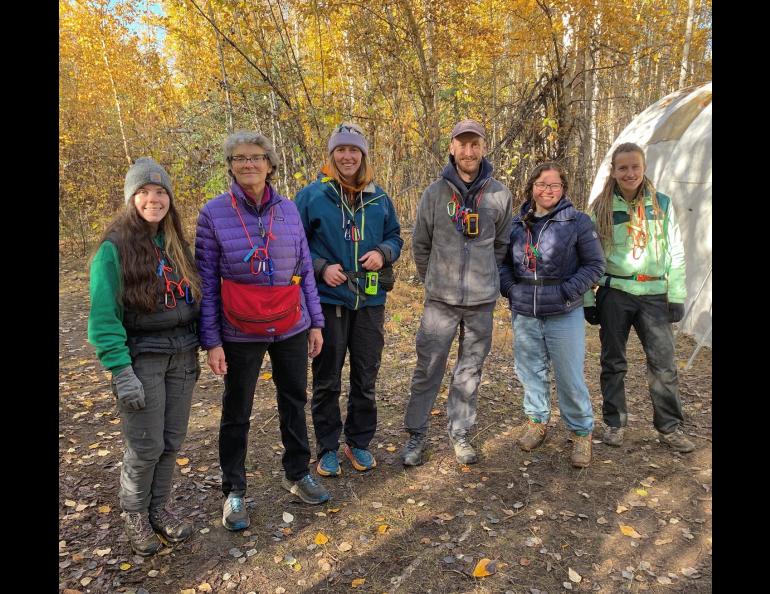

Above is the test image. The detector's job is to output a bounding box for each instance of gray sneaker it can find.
[282,474,330,505]
[659,429,695,453]
[149,503,193,543]
[222,494,250,531]
[450,433,478,465]
[124,512,162,556]
[402,433,426,466]
[602,425,625,447]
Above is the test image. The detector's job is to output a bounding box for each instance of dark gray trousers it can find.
[404,299,494,438]
[597,287,684,433]
[114,350,199,513]
[311,304,385,455]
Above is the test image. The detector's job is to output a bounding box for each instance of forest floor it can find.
[59,253,712,594]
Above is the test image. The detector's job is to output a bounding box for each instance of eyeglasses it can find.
[533,182,564,191]
[336,124,363,135]
[231,154,269,164]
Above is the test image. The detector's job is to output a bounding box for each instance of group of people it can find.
[87,118,694,557]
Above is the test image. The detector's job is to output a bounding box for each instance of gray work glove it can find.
[112,366,146,411]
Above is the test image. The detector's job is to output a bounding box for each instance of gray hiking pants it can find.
[113,350,199,513]
[404,299,494,439]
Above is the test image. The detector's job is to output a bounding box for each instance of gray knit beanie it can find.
[327,122,369,156]
[124,157,173,204]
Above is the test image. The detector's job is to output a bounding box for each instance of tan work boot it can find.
[450,433,478,464]
[658,429,695,453]
[571,432,592,468]
[517,419,547,452]
[124,511,162,556]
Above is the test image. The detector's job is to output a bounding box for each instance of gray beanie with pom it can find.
[124,157,173,204]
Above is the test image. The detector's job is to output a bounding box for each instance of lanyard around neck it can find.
[230,190,276,277]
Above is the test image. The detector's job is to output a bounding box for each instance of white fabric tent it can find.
[588,82,712,352]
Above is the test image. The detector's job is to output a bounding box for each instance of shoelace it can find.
[407,435,422,449]
[302,475,319,488]
[228,497,244,513]
[127,513,152,537]
[153,507,179,525]
[351,447,371,459]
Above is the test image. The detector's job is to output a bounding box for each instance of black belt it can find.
[518,278,561,286]
[603,273,662,287]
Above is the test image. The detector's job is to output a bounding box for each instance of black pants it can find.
[597,287,684,433]
[220,332,310,495]
[311,304,385,455]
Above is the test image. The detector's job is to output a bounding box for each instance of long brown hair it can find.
[590,143,663,250]
[94,200,200,313]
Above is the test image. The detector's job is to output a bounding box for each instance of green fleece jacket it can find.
[584,190,686,306]
[87,235,165,373]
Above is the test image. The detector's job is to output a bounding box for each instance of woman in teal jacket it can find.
[295,122,403,477]
[88,158,200,556]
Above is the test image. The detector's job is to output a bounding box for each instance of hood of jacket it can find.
[441,156,494,207]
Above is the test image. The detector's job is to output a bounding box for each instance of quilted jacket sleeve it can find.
[561,213,606,303]
[194,203,224,350]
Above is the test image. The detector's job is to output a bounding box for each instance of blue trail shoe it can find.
[344,443,377,472]
[222,494,250,531]
[317,450,342,477]
[282,474,330,504]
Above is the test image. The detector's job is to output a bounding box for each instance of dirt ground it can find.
[59,254,712,594]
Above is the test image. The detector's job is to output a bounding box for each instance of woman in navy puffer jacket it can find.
[499,162,605,468]
[195,131,330,533]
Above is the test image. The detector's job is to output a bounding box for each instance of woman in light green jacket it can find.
[584,143,694,454]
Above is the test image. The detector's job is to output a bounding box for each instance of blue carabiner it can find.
[184,285,193,304]
[264,257,275,276]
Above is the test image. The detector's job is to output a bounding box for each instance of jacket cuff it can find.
[313,258,329,282]
[374,245,392,266]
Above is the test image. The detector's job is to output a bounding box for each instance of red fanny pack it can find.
[221,279,301,336]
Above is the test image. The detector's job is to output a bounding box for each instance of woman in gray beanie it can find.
[88,157,201,556]
[295,122,403,478]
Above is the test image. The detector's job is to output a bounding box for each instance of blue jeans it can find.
[513,307,594,433]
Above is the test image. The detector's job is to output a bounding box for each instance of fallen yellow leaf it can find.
[119,562,131,570]
[351,578,366,587]
[385,446,397,452]
[176,458,189,466]
[619,524,642,538]
[377,524,389,534]
[328,507,341,513]
[315,532,329,545]
[260,372,273,380]
[635,488,648,497]
[472,558,497,577]
[88,443,100,449]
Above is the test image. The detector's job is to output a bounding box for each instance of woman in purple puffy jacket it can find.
[195,131,330,532]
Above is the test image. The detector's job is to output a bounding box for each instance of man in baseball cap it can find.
[401,119,512,467]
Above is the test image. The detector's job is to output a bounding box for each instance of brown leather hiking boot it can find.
[124,511,162,556]
[517,419,547,452]
[658,429,695,453]
[571,432,592,468]
[149,504,193,543]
